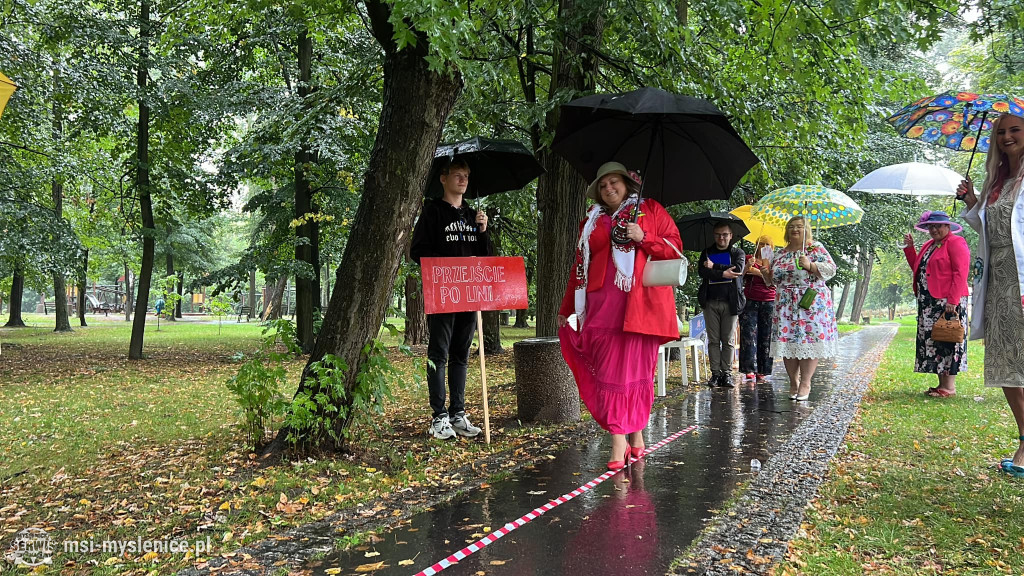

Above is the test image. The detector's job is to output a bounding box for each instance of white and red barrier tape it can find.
[411,424,698,576]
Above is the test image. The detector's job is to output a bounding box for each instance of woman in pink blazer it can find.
[903,210,971,398]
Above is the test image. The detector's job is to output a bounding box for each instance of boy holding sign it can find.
[411,158,492,439]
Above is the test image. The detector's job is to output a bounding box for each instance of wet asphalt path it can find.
[305,327,891,576]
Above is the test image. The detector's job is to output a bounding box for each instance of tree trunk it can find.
[293,27,320,354]
[51,70,72,333]
[533,0,605,337]
[249,269,257,320]
[482,208,503,353]
[268,0,461,453]
[78,253,88,327]
[128,0,154,360]
[849,251,874,324]
[482,311,503,354]
[80,201,95,326]
[124,263,133,322]
[403,270,428,345]
[175,271,183,318]
[514,263,533,328]
[165,246,176,321]
[263,277,287,320]
[835,281,851,322]
[5,267,26,327]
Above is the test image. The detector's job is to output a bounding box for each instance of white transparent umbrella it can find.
[848,162,962,196]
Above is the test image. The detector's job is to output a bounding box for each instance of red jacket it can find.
[559,199,683,341]
[903,234,970,300]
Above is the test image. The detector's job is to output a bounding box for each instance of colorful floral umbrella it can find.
[751,184,864,231]
[728,205,787,247]
[887,91,1024,171]
[0,72,16,119]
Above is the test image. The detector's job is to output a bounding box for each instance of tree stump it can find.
[514,337,580,424]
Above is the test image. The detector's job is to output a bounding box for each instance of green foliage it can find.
[284,340,407,452]
[207,293,234,334]
[225,319,301,450]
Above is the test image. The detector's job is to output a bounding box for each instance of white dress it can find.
[769,242,838,359]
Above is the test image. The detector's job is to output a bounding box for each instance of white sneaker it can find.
[450,412,481,438]
[428,415,456,439]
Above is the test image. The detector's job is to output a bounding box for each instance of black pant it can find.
[427,312,476,418]
[738,299,774,375]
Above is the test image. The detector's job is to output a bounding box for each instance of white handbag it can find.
[642,238,688,287]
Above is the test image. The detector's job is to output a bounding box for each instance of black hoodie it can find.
[410,198,493,264]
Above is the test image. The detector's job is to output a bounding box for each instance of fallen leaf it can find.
[398,559,414,566]
[355,561,386,572]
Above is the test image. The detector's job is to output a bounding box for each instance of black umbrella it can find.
[425,136,545,199]
[551,87,759,206]
[674,211,750,251]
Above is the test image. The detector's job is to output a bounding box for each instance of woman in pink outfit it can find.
[557,161,683,471]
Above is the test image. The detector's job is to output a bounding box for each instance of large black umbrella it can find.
[425,136,545,199]
[551,87,759,206]
[674,211,749,251]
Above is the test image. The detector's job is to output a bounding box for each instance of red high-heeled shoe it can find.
[607,459,625,471]
[629,446,645,459]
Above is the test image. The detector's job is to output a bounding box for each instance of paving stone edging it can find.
[671,325,897,576]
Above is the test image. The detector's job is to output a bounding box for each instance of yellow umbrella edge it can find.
[0,71,17,119]
[729,205,788,247]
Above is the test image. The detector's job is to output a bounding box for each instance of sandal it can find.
[999,461,1024,478]
[923,387,938,396]
[926,388,955,398]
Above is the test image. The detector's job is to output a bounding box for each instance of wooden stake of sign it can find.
[475,310,491,445]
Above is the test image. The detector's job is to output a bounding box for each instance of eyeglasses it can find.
[713,233,732,238]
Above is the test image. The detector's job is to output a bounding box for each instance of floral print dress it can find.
[769,242,838,359]
[914,244,968,375]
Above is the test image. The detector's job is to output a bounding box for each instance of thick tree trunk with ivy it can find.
[5,267,26,327]
[128,0,154,360]
[294,27,321,354]
[533,0,605,337]
[264,0,462,454]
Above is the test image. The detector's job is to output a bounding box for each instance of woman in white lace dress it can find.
[763,217,838,401]
[958,113,1024,478]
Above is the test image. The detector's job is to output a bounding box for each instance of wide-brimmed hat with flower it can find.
[914,210,962,233]
[586,161,641,201]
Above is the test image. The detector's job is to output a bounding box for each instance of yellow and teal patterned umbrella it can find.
[750,184,864,230]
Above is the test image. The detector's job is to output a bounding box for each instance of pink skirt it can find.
[560,256,660,435]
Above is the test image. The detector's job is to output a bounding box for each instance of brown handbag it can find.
[932,311,965,343]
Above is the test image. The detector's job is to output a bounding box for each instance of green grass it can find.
[0,314,587,574]
[776,319,1024,575]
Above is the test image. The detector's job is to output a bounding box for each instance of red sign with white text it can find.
[421,256,528,315]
